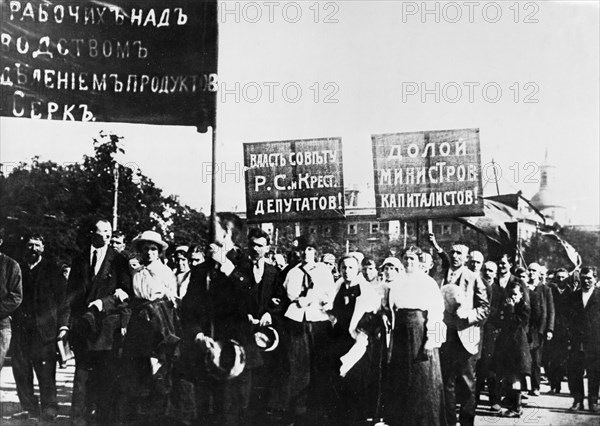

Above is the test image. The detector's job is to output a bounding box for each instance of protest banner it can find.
[0,0,217,131]
[244,138,345,223]
[372,128,483,220]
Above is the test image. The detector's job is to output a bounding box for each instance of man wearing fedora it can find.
[58,218,131,426]
[181,212,262,426]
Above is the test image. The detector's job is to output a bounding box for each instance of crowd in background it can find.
[0,217,599,426]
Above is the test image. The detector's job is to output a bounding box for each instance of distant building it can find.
[530,150,568,226]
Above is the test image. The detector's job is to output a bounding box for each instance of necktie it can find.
[91,250,98,277]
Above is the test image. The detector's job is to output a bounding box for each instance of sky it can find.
[1,1,599,225]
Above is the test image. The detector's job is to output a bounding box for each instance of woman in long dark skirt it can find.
[385,246,447,426]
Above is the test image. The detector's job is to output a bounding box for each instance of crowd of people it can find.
[0,217,599,426]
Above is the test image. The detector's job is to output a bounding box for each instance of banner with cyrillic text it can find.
[0,0,217,132]
[372,128,483,220]
[244,138,345,223]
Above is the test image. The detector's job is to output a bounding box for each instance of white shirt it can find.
[389,270,446,348]
[583,288,594,308]
[284,262,337,322]
[90,245,108,276]
[133,260,177,302]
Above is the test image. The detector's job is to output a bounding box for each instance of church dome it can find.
[531,188,564,210]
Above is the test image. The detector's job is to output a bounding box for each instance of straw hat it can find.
[132,230,168,251]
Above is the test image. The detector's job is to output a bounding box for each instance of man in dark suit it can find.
[440,243,489,426]
[11,234,66,421]
[545,268,572,394]
[58,219,131,426]
[567,266,600,412]
[523,263,554,396]
[181,213,263,426]
[243,228,285,419]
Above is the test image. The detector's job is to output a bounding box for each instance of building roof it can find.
[531,188,565,210]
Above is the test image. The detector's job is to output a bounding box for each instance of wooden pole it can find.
[112,163,119,231]
[210,125,217,243]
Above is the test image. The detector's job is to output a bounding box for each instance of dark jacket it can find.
[527,282,555,348]
[181,248,262,371]
[567,287,600,370]
[491,293,531,376]
[0,253,22,320]
[59,246,131,351]
[13,258,66,343]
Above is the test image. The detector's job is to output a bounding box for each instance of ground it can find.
[1,362,600,425]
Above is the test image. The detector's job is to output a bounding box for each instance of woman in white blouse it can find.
[385,246,447,426]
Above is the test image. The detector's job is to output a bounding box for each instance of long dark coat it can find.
[13,258,65,343]
[491,295,532,377]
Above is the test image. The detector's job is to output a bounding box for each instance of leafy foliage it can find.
[0,132,208,265]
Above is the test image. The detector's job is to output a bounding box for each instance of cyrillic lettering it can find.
[15,63,27,85]
[32,36,53,59]
[133,41,147,59]
[1,34,11,52]
[143,9,157,26]
[22,2,35,21]
[428,166,438,183]
[446,165,456,181]
[53,5,65,22]
[93,73,107,91]
[38,3,49,22]
[139,75,150,92]
[17,37,29,55]
[157,9,170,27]
[68,5,80,23]
[439,142,451,156]
[110,74,123,92]
[9,1,21,21]
[406,168,415,184]
[1,67,13,86]
[115,41,129,58]
[131,8,143,25]
[254,200,265,215]
[47,102,59,120]
[455,140,466,156]
[113,7,125,24]
[78,72,88,90]
[89,39,98,57]
[57,39,69,56]
[388,145,402,160]
[102,40,112,57]
[12,90,25,116]
[421,143,435,157]
[457,191,465,205]
[457,165,466,181]
[175,8,188,25]
[158,76,169,94]
[56,71,68,89]
[407,143,419,157]
[416,167,426,184]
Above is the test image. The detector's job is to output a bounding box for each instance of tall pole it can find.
[210,125,217,243]
[492,158,500,196]
[112,163,119,230]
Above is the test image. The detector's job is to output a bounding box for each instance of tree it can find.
[0,131,208,265]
